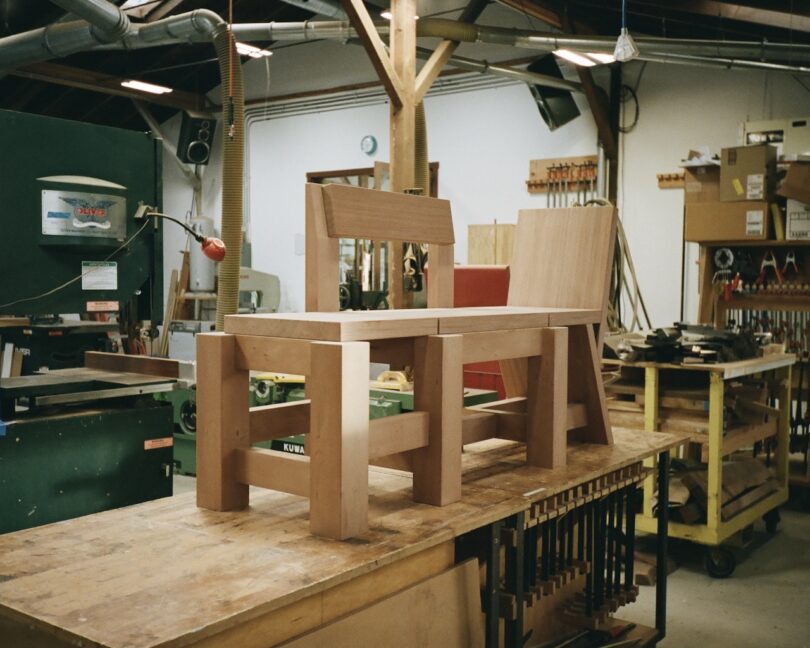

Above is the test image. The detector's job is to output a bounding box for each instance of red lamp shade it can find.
[201,237,226,262]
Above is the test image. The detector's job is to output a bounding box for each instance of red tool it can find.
[756,250,784,285]
[783,249,799,277]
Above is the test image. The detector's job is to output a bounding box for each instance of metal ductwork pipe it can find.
[212,28,245,331]
[278,0,347,19]
[0,7,246,334]
[50,0,130,42]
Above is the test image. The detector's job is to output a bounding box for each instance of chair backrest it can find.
[305,183,455,311]
[507,206,617,316]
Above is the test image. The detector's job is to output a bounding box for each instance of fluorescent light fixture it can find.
[553,49,596,67]
[588,52,616,64]
[613,27,639,62]
[121,79,173,95]
[380,9,419,20]
[235,42,273,58]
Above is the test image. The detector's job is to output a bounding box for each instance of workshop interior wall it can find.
[161,62,810,326]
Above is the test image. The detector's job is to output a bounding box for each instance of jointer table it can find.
[0,428,683,648]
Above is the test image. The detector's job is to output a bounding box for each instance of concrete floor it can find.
[622,498,810,648]
[172,474,809,647]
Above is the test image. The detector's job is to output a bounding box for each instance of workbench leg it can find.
[486,519,503,648]
[642,367,659,520]
[527,327,568,468]
[309,341,370,540]
[413,334,463,505]
[655,450,670,639]
[504,512,525,648]
[196,332,249,511]
[776,366,791,490]
[707,373,725,534]
[568,325,612,445]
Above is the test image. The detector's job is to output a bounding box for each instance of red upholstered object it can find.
[453,265,510,399]
[453,265,510,307]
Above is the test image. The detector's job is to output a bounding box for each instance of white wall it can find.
[161,61,810,324]
[619,62,810,327]
[246,82,598,312]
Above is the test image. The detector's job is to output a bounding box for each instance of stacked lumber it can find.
[678,456,778,522]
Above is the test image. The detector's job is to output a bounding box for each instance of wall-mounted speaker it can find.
[177,113,216,165]
[527,55,581,132]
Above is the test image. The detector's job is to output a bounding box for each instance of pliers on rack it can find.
[756,250,784,285]
[782,249,799,278]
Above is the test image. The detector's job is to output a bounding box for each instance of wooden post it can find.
[341,0,418,309]
[706,371,725,531]
[308,341,370,539]
[412,334,463,505]
[196,332,250,511]
[642,366,659,519]
[526,327,568,468]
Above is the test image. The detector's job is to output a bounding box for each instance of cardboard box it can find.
[786,199,810,240]
[684,201,770,242]
[683,165,720,203]
[720,144,776,202]
[778,162,810,205]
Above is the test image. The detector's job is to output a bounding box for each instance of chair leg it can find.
[568,324,612,445]
[309,341,370,540]
[196,332,250,511]
[527,327,568,468]
[413,334,463,506]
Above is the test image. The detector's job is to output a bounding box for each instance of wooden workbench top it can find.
[0,429,682,648]
[224,306,601,341]
[605,353,795,379]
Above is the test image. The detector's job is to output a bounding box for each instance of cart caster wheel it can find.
[763,508,780,534]
[704,547,736,578]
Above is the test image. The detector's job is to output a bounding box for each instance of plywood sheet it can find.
[280,560,483,648]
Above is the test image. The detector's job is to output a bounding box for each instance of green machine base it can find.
[165,385,498,476]
[0,400,174,534]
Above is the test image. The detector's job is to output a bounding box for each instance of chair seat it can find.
[224,306,601,342]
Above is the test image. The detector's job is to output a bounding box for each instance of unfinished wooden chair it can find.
[498,206,617,449]
[305,182,455,311]
[196,184,613,540]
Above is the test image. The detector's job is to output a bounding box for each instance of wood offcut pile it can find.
[670,456,778,524]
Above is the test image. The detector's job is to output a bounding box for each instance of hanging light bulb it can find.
[613,0,639,62]
[614,27,639,62]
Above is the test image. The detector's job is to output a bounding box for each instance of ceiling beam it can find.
[634,0,810,33]
[414,0,488,102]
[10,62,208,113]
[341,0,405,107]
[146,0,187,22]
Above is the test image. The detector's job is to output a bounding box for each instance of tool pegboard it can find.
[527,155,599,190]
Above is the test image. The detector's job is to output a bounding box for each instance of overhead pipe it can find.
[231,19,810,66]
[49,0,130,42]
[277,0,347,20]
[0,5,245,332]
[426,49,583,93]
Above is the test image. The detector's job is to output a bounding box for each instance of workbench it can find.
[605,354,793,577]
[0,428,681,648]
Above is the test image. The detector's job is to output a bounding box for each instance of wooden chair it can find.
[197,185,614,539]
[499,206,617,448]
[304,182,455,311]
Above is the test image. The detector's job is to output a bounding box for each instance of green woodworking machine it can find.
[0,110,173,534]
